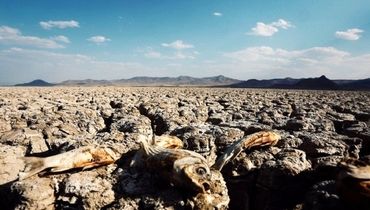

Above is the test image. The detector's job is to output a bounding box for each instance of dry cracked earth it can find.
[0,87,369,210]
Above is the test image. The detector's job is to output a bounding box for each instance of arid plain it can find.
[0,87,369,209]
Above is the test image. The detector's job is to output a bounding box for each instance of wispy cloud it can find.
[213,12,223,17]
[51,35,70,43]
[161,40,194,50]
[248,19,293,36]
[144,50,162,58]
[87,36,111,44]
[40,20,79,30]
[171,51,195,59]
[143,41,197,60]
[335,28,364,40]
[144,49,196,60]
[0,47,148,83]
[223,46,369,79]
[0,25,64,48]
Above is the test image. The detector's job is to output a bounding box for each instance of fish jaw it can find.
[188,169,230,210]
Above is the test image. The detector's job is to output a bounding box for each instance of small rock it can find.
[11,177,55,210]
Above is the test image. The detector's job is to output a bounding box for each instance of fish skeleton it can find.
[18,146,119,180]
[134,135,213,194]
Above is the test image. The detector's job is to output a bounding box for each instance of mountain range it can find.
[229,75,370,90]
[59,75,238,86]
[14,75,370,90]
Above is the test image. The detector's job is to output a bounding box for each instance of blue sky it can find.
[0,0,369,84]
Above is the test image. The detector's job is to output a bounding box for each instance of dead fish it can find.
[133,135,212,193]
[18,146,119,180]
[133,131,280,209]
[212,131,281,171]
[337,159,370,209]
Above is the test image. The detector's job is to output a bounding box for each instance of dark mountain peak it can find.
[295,75,338,89]
[214,75,226,79]
[15,79,54,86]
[213,75,230,81]
[177,75,193,79]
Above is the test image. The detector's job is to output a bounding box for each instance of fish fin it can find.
[82,165,96,170]
[18,157,47,180]
[138,134,164,156]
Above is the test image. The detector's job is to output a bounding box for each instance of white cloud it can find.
[335,28,364,40]
[87,36,111,44]
[51,35,70,43]
[213,12,223,16]
[271,19,293,29]
[248,19,293,36]
[40,20,79,30]
[0,25,64,48]
[161,40,194,50]
[249,22,279,37]
[223,46,369,79]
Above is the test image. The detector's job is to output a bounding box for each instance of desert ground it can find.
[0,87,369,210]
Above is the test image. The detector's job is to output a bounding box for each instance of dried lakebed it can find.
[0,87,369,210]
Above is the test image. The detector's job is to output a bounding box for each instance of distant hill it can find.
[294,75,339,90]
[60,79,113,86]
[229,75,370,90]
[339,78,370,90]
[15,79,55,87]
[60,75,240,86]
[230,78,299,88]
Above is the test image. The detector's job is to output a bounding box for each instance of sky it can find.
[0,0,369,84]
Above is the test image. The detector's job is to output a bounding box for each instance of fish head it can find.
[174,155,213,193]
[184,162,213,193]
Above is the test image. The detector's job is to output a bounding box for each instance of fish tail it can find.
[18,157,47,180]
[243,131,281,149]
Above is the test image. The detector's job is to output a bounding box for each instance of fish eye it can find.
[196,167,207,176]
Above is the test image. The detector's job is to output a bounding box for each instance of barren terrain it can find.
[0,87,369,210]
